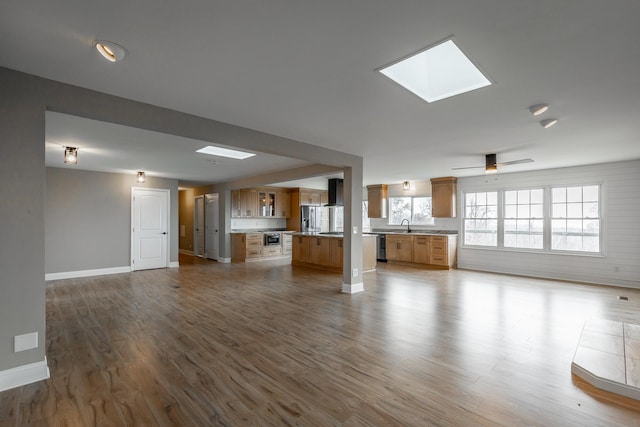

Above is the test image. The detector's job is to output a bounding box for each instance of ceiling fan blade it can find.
[451,165,483,170]
[497,158,534,166]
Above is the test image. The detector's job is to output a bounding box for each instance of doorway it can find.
[194,196,205,257]
[131,188,170,271]
[205,193,219,260]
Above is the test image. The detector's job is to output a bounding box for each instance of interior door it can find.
[205,193,219,260]
[131,188,169,271]
[194,196,205,257]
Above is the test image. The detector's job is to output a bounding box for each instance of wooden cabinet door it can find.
[329,238,343,268]
[309,237,330,265]
[429,236,449,266]
[367,185,388,218]
[300,190,321,206]
[231,234,246,261]
[387,235,413,262]
[413,236,430,264]
[320,191,328,206]
[242,190,258,217]
[276,191,290,218]
[293,235,310,262]
[431,177,457,218]
[231,190,242,218]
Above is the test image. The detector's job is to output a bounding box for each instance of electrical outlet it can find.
[353,268,359,277]
[353,226,358,234]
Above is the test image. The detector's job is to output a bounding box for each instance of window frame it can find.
[388,196,434,226]
[461,184,603,256]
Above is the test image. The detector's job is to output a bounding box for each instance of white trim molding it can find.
[45,266,130,281]
[342,282,364,294]
[217,257,231,264]
[0,357,50,392]
[169,261,179,268]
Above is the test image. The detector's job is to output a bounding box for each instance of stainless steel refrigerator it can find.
[300,206,329,232]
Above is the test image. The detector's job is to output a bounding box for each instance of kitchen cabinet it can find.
[413,236,430,264]
[320,190,329,205]
[429,235,457,267]
[386,235,413,262]
[300,190,321,206]
[367,184,388,218]
[275,191,290,218]
[231,232,263,261]
[309,236,331,265]
[282,233,293,255]
[258,191,276,217]
[431,177,457,218]
[231,189,258,218]
[292,234,377,273]
[329,238,343,268]
[292,235,311,262]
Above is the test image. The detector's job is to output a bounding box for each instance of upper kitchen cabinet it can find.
[430,177,457,218]
[367,184,388,218]
[231,189,258,218]
[275,190,290,218]
[258,191,276,217]
[299,189,322,206]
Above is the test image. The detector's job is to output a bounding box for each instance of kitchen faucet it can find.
[400,219,410,233]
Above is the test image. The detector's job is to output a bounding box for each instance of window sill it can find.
[460,245,604,258]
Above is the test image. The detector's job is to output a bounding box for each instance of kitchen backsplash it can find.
[368,216,459,231]
[232,218,287,230]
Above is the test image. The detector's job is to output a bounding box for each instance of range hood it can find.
[326,178,344,206]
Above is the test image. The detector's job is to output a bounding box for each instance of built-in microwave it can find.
[264,233,281,246]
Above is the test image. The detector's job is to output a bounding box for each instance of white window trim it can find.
[461,183,604,256]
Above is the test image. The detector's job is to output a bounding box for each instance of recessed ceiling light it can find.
[540,118,558,129]
[94,40,127,63]
[136,171,146,183]
[529,104,549,116]
[196,146,256,160]
[378,38,492,103]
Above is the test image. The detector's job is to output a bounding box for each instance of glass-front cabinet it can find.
[258,191,276,217]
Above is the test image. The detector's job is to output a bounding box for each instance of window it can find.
[389,197,433,225]
[551,185,600,252]
[464,192,498,246]
[504,189,543,249]
[462,184,602,255]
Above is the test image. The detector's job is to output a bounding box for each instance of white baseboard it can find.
[0,357,50,392]
[179,249,194,256]
[45,266,131,281]
[168,261,179,268]
[217,257,231,264]
[342,282,364,294]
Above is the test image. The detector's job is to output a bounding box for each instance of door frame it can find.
[205,193,219,261]
[130,187,171,271]
[194,195,205,257]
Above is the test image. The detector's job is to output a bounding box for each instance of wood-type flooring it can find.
[2,256,640,426]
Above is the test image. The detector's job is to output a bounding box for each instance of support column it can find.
[342,161,364,293]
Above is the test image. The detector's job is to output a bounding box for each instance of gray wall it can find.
[0,66,364,375]
[45,168,179,274]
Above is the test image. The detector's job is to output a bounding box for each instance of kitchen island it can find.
[291,233,377,273]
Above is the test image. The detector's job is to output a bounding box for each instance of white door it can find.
[131,188,169,271]
[205,193,219,260]
[194,196,205,257]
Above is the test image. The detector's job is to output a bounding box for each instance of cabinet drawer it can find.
[247,239,262,248]
[263,246,282,257]
[430,255,448,266]
[430,236,447,244]
[430,243,447,255]
[414,236,429,245]
[246,233,262,242]
[246,248,263,258]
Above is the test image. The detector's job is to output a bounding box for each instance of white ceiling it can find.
[3,1,640,186]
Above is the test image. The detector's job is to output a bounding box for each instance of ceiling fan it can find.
[452,153,533,174]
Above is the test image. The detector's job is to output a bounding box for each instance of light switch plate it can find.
[353,268,359,277]
[353,226,358,234]
[14,332,38,352]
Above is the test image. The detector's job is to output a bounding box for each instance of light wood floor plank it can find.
[2,256,640,426]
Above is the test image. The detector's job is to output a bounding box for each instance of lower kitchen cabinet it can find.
[386,235,414,262]
[386,234,457,269]
[231,232,291,262]
[292,235,377,273]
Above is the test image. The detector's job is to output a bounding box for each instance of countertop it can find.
[230,229,295,234]
[367,230,458,236]
[292,232,377,238]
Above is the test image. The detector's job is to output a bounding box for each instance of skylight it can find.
[379,38,492,103]
[196,146,256,160]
